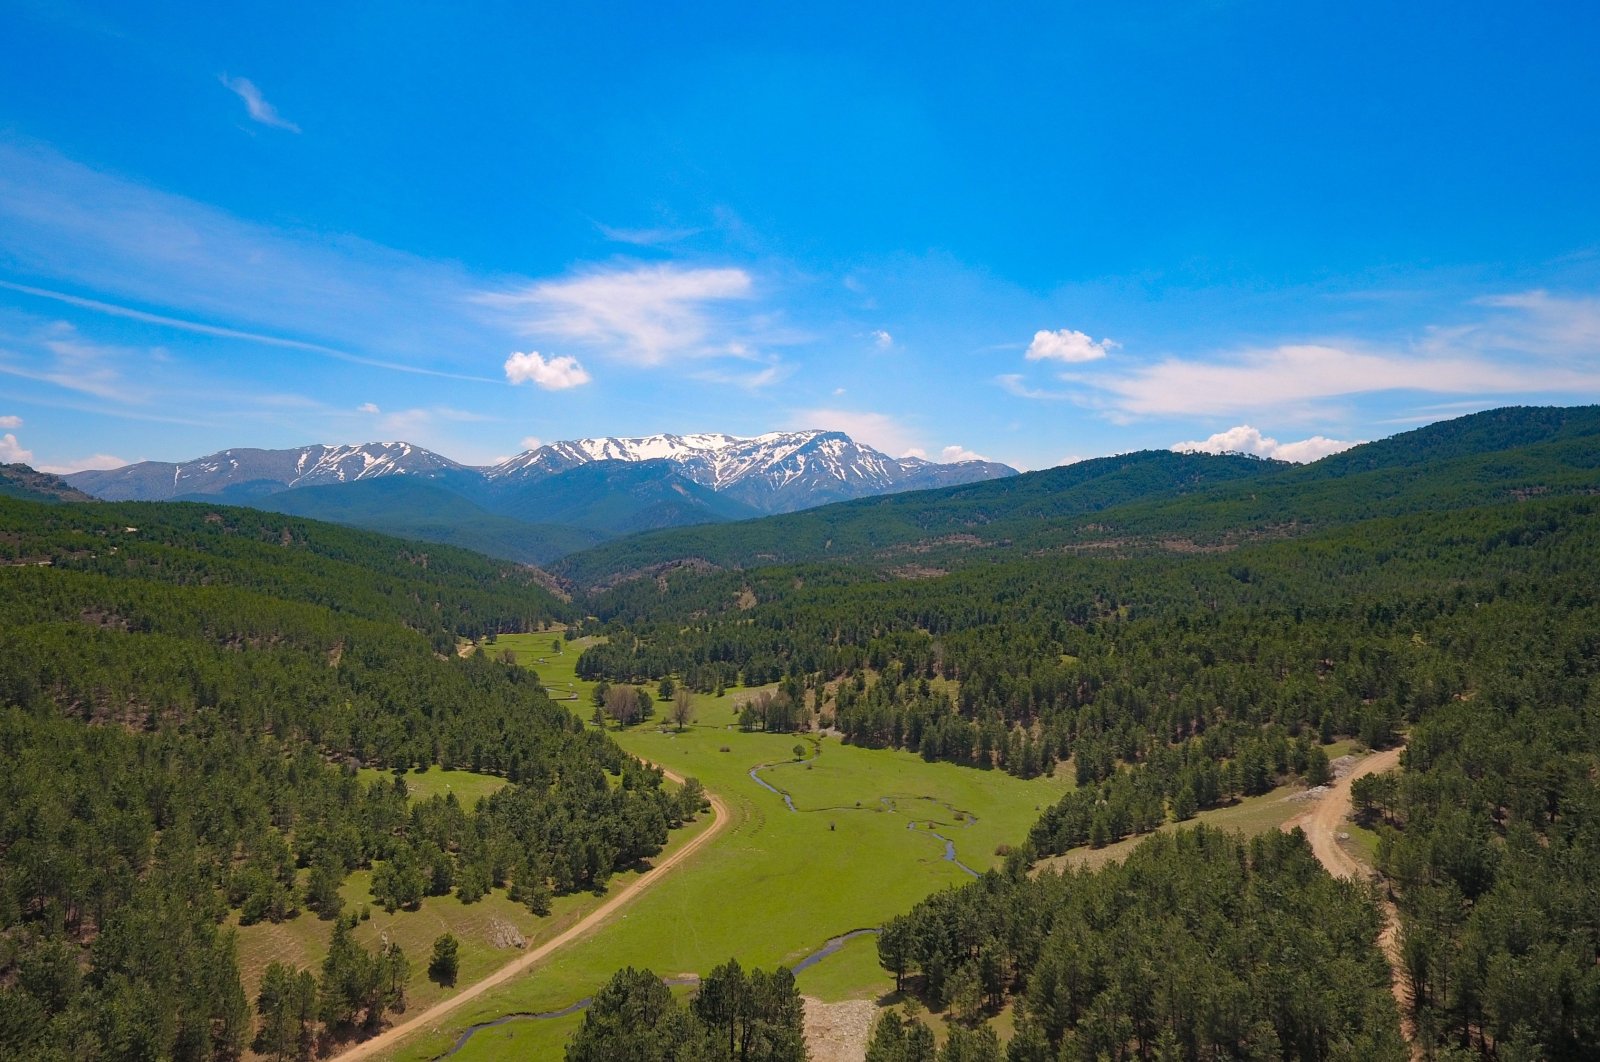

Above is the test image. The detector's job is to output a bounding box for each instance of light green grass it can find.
[1343,822,1382,866]
[1038,781,1310,873]
[385,723,1072,1061]
[794,932,894,1004]
[234,782,715,1036]
[353,767,509,807]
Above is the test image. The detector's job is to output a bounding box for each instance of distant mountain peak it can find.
[63,430,1017,515]
[485,429,1015,511]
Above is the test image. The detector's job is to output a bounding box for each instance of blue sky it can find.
[1,1,1597,473]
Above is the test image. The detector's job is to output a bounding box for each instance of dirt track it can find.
[1281,745,1418,1054]
[334,765,729,1061]
[1280,745,1403,882]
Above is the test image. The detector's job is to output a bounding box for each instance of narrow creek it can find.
[433,930,880,1059]
[749,758,981,878]
[435,748,969,1058]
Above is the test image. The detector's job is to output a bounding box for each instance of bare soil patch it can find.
[803,997,877,1062]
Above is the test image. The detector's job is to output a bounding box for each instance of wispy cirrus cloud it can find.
[0,414,21,429]
[220,75,300,132]
[1000,293,1600,425]
[595,222,702,246]
[1172,424,1359,463]
[1450,290,1600,359]
[1090,342,1597,417]
[785,407,925,456]
[0,137,499,376]
[478,264,769,367]
[904,443,989,463]
[995,374,1075,400]
[0,321,144,401]
[37,452,130,475]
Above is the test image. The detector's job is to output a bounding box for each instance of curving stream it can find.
[749,756,982,878]
[435,745,973,1058]
[434,931,880,1058]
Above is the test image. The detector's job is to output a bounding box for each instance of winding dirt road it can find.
[1280,745,1403,881]
[1281,745,1418,1054]
[334,765,729,1062]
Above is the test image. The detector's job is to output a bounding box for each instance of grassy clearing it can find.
[367,632,1065,1060]
[794,932,893,1004]
[352,767,509,807]
[1342,822,1382,866]
[233,781,715,1040]
[386,718,1071,1061]
[1037,781,1311,874]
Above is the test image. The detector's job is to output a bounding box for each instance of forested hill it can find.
[0,463,95,503]
[552,404,1600,589]
[0,496,705,1060]
[553,449,1282,587]
[0,495,571,649]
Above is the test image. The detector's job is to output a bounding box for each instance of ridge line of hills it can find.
[57,429,1015,566]
[4,403,1600,1059]
[550,404,1600,588]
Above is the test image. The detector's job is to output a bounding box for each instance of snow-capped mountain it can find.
[66,431,1016,514]
[66,443,473,501]
[487,430,1016,512]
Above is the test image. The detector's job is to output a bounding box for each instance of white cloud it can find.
[872,329,893,350]
[504,351,592,390]
[36,452,129,474]
[480,265,756,367]
[0,140,506,378]
[0,322,145,402]
[220,75,300,132]
[357,402,380,414]
[519,436,542,451]
[996,374,1074,400]
[1026,328,1116,364]
[938,444,986,463]
[1454,290,1600,359]
[787,408,920,456]
[595,222,701,246]
[691,362,789,391]
[0,433,34,463]
[1172,425,1360,463]
[0,415,21,429]
[1093,342,1598,417]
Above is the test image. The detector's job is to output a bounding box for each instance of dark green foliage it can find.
[0,495,569,649]
[566,967,713,1062]
[557,449,1280,586]
[866,1010,938,1062]
[254,962,317,1061]
[428,934,460,987]
[0,463,95,503]
[1359,605,1600,1058]
[254,476,605,565]
[567,960,805,1062]
[557,405,1600,587]
[883,828,1406,1060]
[0,496,703,1058]
[495,458,762,535]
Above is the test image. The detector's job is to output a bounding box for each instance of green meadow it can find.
[380,631,1074,1060]
[232,789,716,1025]
[352,766,510,807]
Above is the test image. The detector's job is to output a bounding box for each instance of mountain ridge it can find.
[66,429,1016,514]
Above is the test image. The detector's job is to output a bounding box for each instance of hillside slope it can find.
[554,405,1600,588]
